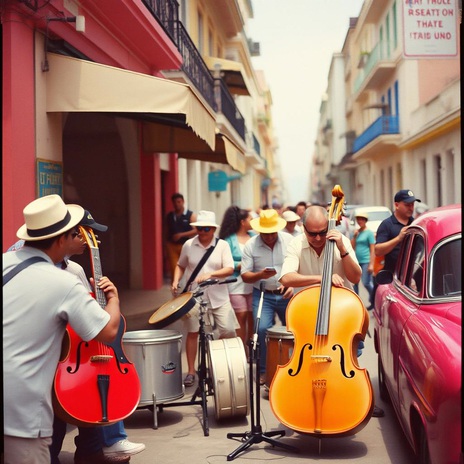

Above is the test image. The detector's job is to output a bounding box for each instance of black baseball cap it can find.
[394,190,421,204]
[79,210,108,232]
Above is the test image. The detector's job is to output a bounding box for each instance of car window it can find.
[396,233,412,282]
[430,237,462,297]
[405,235,425,295]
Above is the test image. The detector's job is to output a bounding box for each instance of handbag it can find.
[181,238,218,293]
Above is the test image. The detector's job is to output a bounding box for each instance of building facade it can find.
[311,0,461,210]
[2,0,280,289]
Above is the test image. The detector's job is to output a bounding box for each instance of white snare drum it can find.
[207,337,249,420]
[265,326,294,388]
[123,330,184,406]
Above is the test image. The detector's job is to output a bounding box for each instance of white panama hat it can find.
[190,210,219,228]
[16,194,85,241]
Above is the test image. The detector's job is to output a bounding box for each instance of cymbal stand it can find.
[226,282,299,461]
[161,289,212,436]
[161,279,236,437]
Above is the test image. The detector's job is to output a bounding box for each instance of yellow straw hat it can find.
[250,209,287,233]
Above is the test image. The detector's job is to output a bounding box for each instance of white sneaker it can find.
[103,439,146,457]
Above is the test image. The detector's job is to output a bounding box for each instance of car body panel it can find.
[374,204,461,464]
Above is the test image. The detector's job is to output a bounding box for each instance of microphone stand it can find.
[226,282,299,461]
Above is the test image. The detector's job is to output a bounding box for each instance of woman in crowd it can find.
[219,206,254,346]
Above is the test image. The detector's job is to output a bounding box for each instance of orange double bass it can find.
[269,185,373,436]
[53,225,141,426]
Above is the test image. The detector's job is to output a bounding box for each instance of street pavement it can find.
[57,285,416,463]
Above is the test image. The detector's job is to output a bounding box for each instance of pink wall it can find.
[2,13,37,250]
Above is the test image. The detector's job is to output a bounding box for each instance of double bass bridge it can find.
[311,354,332,362]
[90,355,114,363]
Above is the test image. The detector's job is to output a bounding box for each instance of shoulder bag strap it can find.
[3,256,47,286]
[182,238,218,293]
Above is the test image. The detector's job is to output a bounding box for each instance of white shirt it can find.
[279,233,359,293]
[178,236,234,308]
[240,232,293,291]
[3,247,109,438]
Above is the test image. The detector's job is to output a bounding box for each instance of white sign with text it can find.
[402,0,459,58]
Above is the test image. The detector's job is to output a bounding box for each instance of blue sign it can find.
[37,159,63,197]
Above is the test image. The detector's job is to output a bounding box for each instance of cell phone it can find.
[264,267,276,272]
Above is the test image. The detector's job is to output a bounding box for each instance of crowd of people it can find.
[3,189,423,463]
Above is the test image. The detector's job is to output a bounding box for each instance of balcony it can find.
[353,41,397,95]
[215,79,245,140]
[353,115,400,152]
[143,0,246,143]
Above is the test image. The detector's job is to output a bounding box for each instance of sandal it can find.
[184,374,195,387]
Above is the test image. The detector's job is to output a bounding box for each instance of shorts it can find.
[230,293,252,314]
[183,300,239,338]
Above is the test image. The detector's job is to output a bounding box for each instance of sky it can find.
[248,0,365,206]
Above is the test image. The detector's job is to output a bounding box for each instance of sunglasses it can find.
[71,230,81,238]
[303,225,328,237]
[196,226,212,232]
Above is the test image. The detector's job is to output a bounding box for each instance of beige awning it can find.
[204,56,251,96]
[45,53,216,150]
[143,122,246,174]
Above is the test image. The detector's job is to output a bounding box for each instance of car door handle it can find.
[386,295,397,303]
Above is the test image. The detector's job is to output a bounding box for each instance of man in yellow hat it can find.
[241,209,294,385]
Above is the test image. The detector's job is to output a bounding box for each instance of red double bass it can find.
[53,225,140,426]
[269,185,374,436]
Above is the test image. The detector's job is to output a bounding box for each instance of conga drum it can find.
[265,326,294,388]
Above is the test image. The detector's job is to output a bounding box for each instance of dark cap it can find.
[394,190,421,204]
[79,210,108,232]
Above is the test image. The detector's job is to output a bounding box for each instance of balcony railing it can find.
[215,79,245,140]
[354,40,394,94]
[353,115,399,152]
[142,0,179,43]
[143,0,246,143]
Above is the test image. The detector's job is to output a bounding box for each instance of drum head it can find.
[148,293,195,328]
[207,337,249,420]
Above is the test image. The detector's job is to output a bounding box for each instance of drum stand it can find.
[161,296,212,437]
[226,284,299,461]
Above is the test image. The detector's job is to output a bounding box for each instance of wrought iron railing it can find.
[353,115,399,152]
[215,79,245,140]
[143,0,248,141]
[142,0,179,43]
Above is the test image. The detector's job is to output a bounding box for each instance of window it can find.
[431,237,462,297]
[405,235,425,294]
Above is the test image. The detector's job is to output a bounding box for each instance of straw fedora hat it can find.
[250,209,287,233]
[190,210,219,228]
[16,194,85,241]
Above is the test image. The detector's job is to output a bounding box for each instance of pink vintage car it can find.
[374,204,461,464]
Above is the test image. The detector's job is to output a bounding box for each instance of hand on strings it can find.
[91,276,119,301]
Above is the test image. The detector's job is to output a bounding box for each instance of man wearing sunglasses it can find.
[280,204,361,291]
[279,204,385,417]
